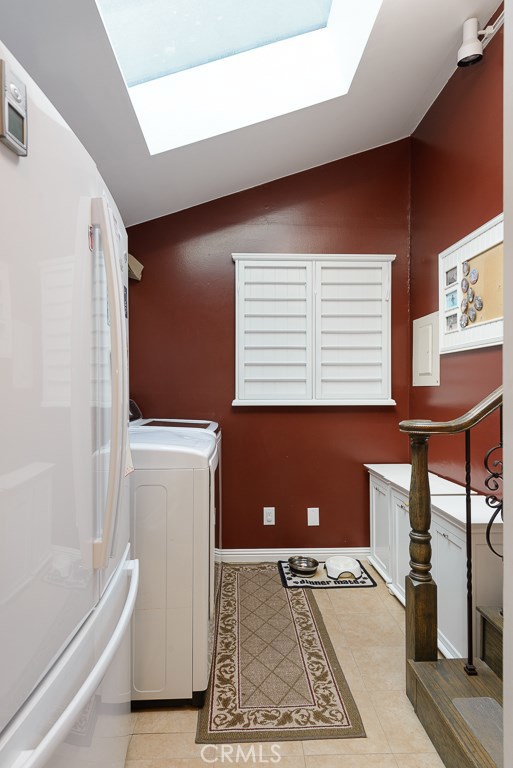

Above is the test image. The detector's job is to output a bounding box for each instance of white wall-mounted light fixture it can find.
[457,12,504,68]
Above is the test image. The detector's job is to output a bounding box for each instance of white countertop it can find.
[364,463,471,495]
[364,463,502,531]
[431,494,502,528]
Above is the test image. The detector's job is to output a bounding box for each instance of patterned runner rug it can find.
[196,562,366,743]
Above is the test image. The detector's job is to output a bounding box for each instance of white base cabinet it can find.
[431,496,503,658]
[365,464,503,659]
[366,464,468,592]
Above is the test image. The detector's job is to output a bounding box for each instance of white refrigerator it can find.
[0,41,138,767]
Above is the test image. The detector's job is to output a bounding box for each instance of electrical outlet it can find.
[263,506,275,525]
[307,507,319,526]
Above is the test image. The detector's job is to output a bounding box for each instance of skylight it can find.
[96,0,333,86]
[96,0,383,154]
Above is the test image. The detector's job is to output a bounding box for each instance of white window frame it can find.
[232,253,396,406]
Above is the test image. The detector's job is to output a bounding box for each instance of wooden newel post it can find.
[405,434,438,703]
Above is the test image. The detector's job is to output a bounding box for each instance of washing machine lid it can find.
[129,427,216,469]
[130,417,219,433]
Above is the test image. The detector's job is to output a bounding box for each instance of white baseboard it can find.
[215,547,371,564]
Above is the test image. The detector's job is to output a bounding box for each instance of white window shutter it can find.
[236,260,313,401]
[315,260,391,401]
[233,254,395,406]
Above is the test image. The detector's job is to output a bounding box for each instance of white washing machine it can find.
[129,425,219,707]
[130,415,223,553]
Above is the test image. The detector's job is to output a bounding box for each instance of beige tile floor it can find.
[125,562,445,768]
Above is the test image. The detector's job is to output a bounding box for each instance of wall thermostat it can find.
[0,59,27,156]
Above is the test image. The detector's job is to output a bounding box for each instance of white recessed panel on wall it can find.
[413,311,440,387]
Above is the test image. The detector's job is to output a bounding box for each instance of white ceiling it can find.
[0,0,501,227]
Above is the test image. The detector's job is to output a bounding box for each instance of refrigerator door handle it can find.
[11,559,139,768]
[91,197,125,570]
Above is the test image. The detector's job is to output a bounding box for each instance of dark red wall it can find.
[128,27,503,547]
[128,141,411,548]
[409,27,503,489]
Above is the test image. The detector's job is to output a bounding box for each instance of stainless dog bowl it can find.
[288,556,319,577]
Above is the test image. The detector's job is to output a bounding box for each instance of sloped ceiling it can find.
[0,0,501,226]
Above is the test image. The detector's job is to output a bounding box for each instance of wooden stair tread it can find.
[409,658,503,768]
[411,658,503,704]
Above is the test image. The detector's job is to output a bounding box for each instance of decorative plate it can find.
[474,296,483,311]
[467,287,474,303]
[461,277,469,293]
[469,268,479,285]
[461,298,468,313]
[468,306,477,323]
[462,261,470,276]
[460,313,469,328]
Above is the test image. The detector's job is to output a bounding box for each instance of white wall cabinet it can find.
[365,464,503,658]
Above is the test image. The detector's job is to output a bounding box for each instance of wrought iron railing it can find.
[484,405,503,560]
[399,385,503,680]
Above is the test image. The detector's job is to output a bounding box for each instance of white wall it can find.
[503,1,512,765]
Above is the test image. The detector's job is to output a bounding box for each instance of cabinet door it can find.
[390,490,410,605]
[432,519,467,658]
[369,476,391,582]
